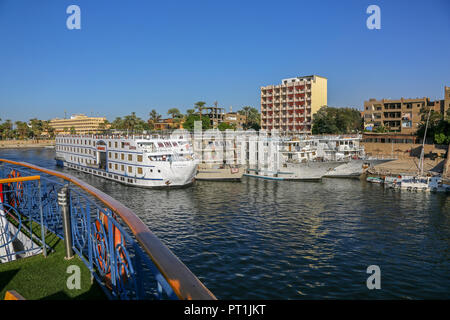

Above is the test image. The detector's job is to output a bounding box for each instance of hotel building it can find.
[50,114,108,135]
[260,75,327,133]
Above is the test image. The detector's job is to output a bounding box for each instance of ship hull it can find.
[58,159,197,188]
[324,159,394,178]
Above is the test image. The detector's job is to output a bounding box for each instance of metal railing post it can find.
[58,185,73,260]
[38,180,47,257]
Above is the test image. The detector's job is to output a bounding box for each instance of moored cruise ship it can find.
[54,134,198,188]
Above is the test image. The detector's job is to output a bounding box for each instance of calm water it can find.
[1,148,450,299]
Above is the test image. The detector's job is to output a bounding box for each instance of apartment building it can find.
[260,75,327,133]
[363,86,449,134]
[50,114,108,135]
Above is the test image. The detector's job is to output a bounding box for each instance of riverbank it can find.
[0,140,55,149]
[367,158,444,176]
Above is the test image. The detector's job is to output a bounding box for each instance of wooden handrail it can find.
[0,159,216,300]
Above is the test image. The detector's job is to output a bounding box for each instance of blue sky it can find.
[0,0,449,122]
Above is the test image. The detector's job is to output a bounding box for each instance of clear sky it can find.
[0,0,449,122]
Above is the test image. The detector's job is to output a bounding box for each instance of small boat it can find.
[366,176,384,184]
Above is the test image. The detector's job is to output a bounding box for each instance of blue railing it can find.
[0,159,216,300]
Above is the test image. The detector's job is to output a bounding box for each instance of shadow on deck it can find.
[0,231,106,300]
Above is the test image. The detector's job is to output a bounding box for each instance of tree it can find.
[194,101,206,120]
[43,120,55,138]
[312,106,362,134]
[70,126,77,135]
[182,114,211,131]
[167,108,181,119]
[238,106,261,130]
[0,120,13,140]
[123,112,139,132]
[29,118,44,139]
[111,117,124,130]
[218,122,235,131]
[15,121,30,139]
[148,109,161,130]
[415,107,450,144]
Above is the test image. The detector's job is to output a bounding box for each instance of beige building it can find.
[363,86,449,134]
[260,75,327,133]
[50,114,108,135]
[223,112,247,129]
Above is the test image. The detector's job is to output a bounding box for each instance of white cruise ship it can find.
[54,134,198,188]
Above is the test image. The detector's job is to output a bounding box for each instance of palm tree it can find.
[148,109,162,130]
[194,101,206,120]
[123,112,138,132]
[167,108,181,119]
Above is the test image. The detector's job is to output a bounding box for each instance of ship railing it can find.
[0,159,216,300]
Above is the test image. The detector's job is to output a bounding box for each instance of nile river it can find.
[1,148,449,299]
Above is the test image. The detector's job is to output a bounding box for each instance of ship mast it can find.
[419,108,432,176]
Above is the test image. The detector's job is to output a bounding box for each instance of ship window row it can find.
[70,156,95,165]
[107,164,157,175]
[67,163,137,184]
[57,138,96,146]
[107,152,143,162]
[57,145,96,154]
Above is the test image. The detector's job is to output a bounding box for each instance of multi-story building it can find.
[50,114,108,135]
[363,86,449,134]
[260,75,327,133]
[222,112,247,129]
[153,118,184,130]
[203,105,225,128]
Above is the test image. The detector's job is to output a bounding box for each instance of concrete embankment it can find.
[0,139,55,149]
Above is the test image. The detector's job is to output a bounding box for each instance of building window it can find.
[128,154,133,161]
[137,155,143,162]
[128,166,132,173]
[109,163,112,169]
[121,153,125,160]
[121,164,124,171]
[115,164,118,170]
[137,167,143,174]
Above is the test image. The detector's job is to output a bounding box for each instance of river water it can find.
[1,148,449,299]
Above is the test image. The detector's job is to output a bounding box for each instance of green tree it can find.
[416,107,450,144]
[15,121,31,139]
[182,114,211,131]
[238,106,260,130]
[194,101,206,120]
[312,106,361,134]
[218,122,235,131]
[29,118,44,139]
[70,126,76,135]
[148,109,161,130]
[167,108,181,119]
